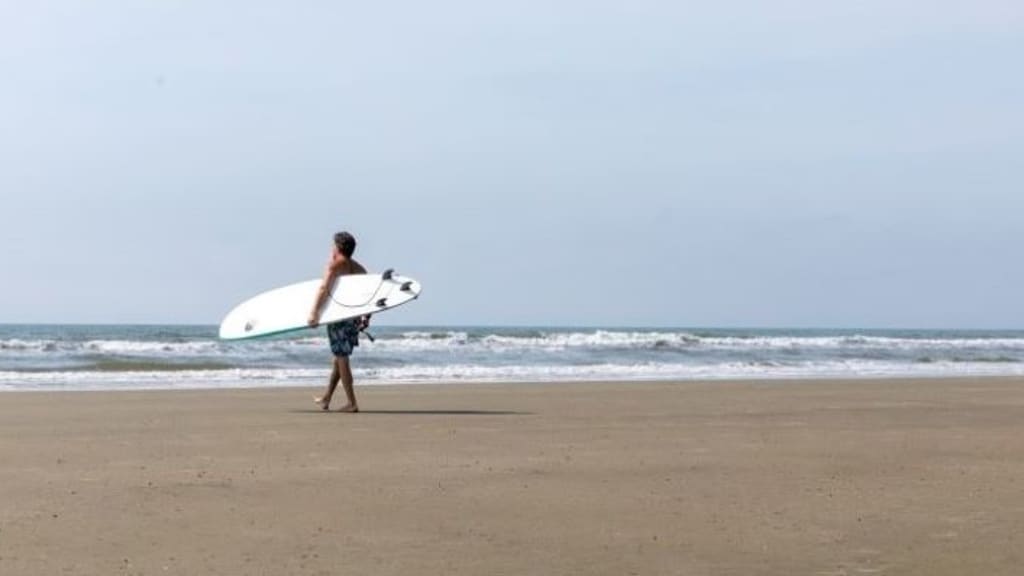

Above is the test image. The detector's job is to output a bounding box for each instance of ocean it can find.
[1,324,1023,392]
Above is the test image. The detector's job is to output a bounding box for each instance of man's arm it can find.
[307,264,340,327]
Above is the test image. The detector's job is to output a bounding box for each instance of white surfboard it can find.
[219,269,421,340]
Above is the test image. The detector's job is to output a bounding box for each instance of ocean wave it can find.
[86,340,223,355]
[0,339,69,353]
[361,331,1024,355]
[0,338,227,355]
[4,326,1024,392]
[678,335,1024,351]
[7,331,1024,358]
[369,330,701,352]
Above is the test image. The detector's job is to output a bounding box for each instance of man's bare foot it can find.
[337,403,359,413]
[313,396,331,411]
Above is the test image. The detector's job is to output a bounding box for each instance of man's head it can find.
[334,231,357,258]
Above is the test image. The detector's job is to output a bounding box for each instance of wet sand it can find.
[2,378,1023,575]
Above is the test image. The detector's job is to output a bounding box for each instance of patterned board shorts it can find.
[327,318,360,358]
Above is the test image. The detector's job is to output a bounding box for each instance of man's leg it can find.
[314,359,341,410]
[336,356,358,413]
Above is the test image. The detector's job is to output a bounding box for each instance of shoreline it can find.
[3,377,1023,575]
[5,372,1024,395]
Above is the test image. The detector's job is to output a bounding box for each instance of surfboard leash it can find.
[358,315,376,343]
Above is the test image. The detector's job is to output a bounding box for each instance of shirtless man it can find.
[308,231,368,412]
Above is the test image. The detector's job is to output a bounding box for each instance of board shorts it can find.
[327,318,360,358]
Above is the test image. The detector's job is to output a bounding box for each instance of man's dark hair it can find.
[334,231,357,258]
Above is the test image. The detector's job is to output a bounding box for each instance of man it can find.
[308,231,368,413]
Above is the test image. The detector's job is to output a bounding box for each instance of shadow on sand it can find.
[290,409,529,416]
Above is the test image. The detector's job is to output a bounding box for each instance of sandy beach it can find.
[2,378,1023,575]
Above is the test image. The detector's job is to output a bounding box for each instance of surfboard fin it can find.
[376,298,388,308]
[382,269,394,281]
[400,281,413,292]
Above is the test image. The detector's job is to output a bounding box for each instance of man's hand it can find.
[307,314,319,328]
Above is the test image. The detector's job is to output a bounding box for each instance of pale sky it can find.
[1,1,1022,328]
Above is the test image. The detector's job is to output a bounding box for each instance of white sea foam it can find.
[0,368,323,391]
[3,358,1024,392]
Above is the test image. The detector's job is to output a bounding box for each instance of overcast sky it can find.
[1,1,1021,328]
